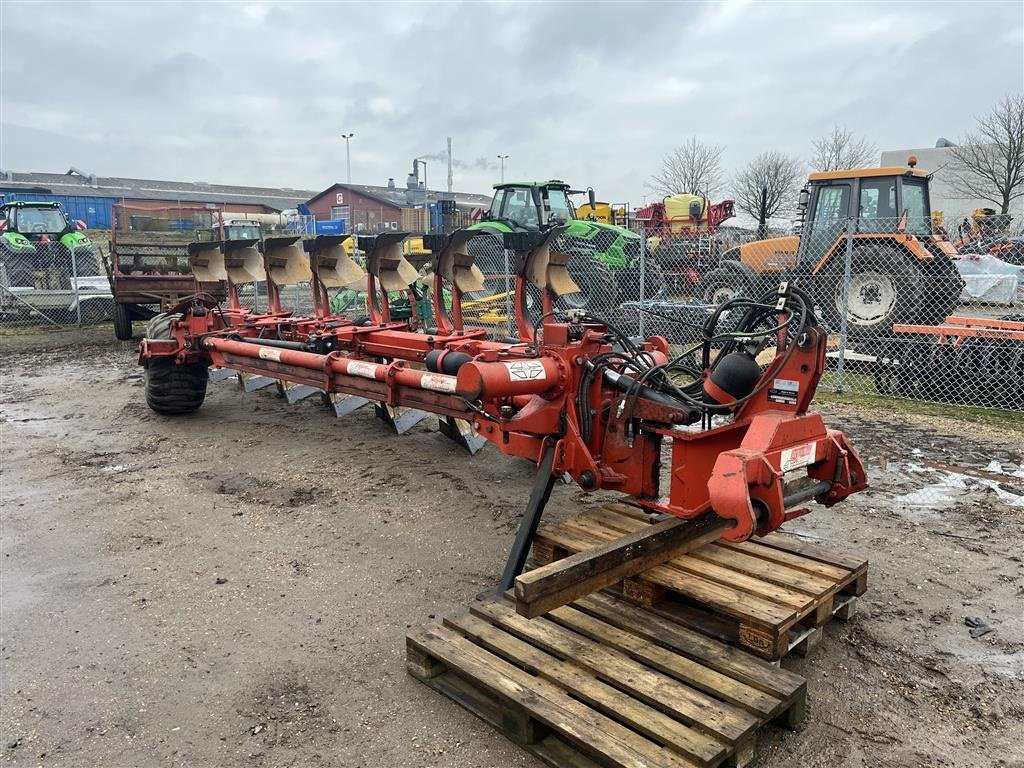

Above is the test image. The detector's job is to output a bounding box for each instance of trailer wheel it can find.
[114,303,133,340]
[144,312,208,415]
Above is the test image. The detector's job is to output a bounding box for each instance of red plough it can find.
[140,228,867,598]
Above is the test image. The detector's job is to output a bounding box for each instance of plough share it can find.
[138,227,867,614]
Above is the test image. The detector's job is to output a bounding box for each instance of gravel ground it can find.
[1,327,1022,768]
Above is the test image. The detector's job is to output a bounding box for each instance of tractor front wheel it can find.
[144,313,208,415]
[697,266,750,305]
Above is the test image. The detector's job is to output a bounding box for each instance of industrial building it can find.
[0,168,319,229]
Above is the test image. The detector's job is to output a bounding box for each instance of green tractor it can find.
[0,201,99,288]
[465,180,659,316]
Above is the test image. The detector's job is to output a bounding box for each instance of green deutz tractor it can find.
[0,201,98,288]
[466,181,659,315]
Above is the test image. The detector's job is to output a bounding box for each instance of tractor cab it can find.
[795,164,934,265]
[195,219,263,243]
[1,201,81,241]
[483,181,576,231]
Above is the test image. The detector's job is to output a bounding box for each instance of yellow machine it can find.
[697,163,964,338]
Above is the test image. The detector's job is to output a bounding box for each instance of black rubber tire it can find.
[559,252,619,315]
[819,247,923,339]
[144,312,208,415]
[918,255,964,326]
[114,303,133,340]
[697,266,750,305]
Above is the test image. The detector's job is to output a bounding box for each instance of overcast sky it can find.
[1,0,1022,204]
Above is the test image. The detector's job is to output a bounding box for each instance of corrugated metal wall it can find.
[0,193,116,229]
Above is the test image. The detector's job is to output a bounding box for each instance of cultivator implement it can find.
[139,227,867,606]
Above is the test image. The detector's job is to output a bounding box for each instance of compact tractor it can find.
[464,180,659,319]
[697,162,965,339]
[136,224,867,599]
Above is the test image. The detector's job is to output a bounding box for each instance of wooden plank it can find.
[632,563,797,628]
[407,623,699,768]
[560,519,813,612]
[572,593,805,701]
[514,512,728,619]
[712,540,850,582]
[755,532,868,572]
[543,605,785,719]
[471,599,759,745]
[686,543,836,596]
[445,613,727,767]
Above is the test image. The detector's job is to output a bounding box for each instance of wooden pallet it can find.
[408,592,806,768]
[532,503,868,661]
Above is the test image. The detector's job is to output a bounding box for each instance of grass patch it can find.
[818,387,1024,433]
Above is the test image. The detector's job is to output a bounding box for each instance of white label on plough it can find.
[780,442,817,472]
[346,361,379,379]
[420,373,457,393]
[258,347,282,362]
[503,360,546,381]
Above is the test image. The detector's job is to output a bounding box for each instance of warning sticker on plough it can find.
[504,360,546,381]
[258,347,282,362]
[780,442,817,472]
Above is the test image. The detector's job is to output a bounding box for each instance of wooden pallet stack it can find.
[532,503,868,661]
[407,501,870,766]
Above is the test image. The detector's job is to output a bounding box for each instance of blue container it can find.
[0,192,116,229]
[316,219,347,235]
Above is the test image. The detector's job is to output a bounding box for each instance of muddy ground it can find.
[2,327,1022,768]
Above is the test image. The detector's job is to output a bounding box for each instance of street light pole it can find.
[341,132,354,184]
[497,154,509,183]
[415,157,429,234]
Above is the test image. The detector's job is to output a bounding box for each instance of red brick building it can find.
[304,183,404,233]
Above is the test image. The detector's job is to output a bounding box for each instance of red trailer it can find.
[104,204,228,340]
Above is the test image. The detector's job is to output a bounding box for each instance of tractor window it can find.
[544,189,573,224]
[901,179,931,235]
[487,190,506,220]
[14,207,66,234]
[811,185,850,237]
[502,188,539,230]
[857,178,897,233]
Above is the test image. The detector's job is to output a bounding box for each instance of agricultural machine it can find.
[635,194,736,294]
[106,205,237,339]
[464,180,661,320]
[0,200,112,323]
[698,161,965,340]
[137,224,867,596]
[873,314,1024,410]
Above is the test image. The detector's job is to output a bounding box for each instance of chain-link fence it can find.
[4,204,1021,414]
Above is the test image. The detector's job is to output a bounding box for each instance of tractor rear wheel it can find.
[144,312,208,415]
[559,253,619,316]
[820,247,923,339]
[114,303,133,340]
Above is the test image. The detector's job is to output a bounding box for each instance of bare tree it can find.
[648,137,724,197]
[810,124,877,171]
[731,151,804,235]
[948,94,1024,215]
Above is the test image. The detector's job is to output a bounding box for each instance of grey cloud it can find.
[1,1,1021,202]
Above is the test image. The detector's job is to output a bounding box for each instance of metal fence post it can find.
[834,217,855,393]
[504,246,512,339]
[638,224,646,338]
[71,245,82,325]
